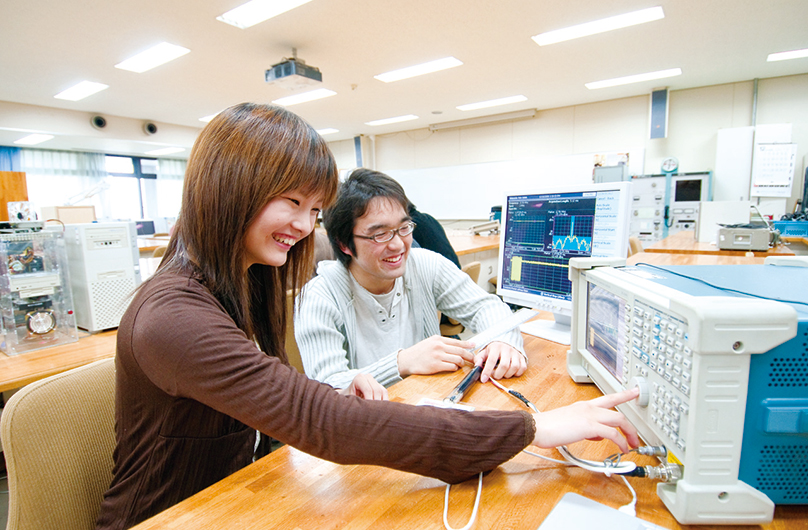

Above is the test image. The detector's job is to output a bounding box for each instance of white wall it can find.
[364,74,808,218]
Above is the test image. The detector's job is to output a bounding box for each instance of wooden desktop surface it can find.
[0,330,117,393]
[137,235,171,253]
[446,232,500,256]
[644,230,794,257]
[131,324,805,529]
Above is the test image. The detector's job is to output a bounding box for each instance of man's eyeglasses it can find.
[354,221,416,244]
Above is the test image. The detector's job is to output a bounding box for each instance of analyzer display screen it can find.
[585,283,627,379]
[500,189,625,302]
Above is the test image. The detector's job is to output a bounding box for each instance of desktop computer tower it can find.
[62,222,141,332]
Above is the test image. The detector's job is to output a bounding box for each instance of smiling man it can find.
[294,168,526,389]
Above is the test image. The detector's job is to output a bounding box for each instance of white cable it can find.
[491,379,636,475]
[443,472,483,530]
[522,448,571,466]
[616,474,637,516]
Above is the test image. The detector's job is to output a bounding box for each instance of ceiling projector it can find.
[265,58,322,90]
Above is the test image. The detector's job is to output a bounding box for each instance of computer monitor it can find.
[496,181,631,345]
[135,220,155,236]
[673,177,702,202]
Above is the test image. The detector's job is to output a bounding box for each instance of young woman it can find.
[95,103,639,530]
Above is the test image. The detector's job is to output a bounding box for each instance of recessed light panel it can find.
[374,57,463,83]
[217,0,313,29]
[14,134,54,145]
[54,81,109,101]
[365,115,419,126]
[272,88,336,106]
[115,42,190,73]
[586,68,681,89]
[316,128,339,135]
[533,6,664,46]
[457,95,527,111]
[767,48,808,62]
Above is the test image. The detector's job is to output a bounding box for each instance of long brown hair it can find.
[158,103,338,362]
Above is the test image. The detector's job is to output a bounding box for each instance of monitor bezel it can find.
[495,181,632,315]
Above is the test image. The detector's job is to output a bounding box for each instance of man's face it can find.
[343,197,412,294]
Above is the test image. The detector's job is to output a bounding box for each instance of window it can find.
[22,149,183,229]
[105,155,157,220]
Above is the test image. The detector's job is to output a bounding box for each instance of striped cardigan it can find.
[294,248,524,388]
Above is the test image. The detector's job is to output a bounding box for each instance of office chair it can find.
[0,359,116,530]
[440,261,482,337]
[628,236,644,257]
[151,245,167,258]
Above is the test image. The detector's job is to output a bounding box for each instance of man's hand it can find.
[397,335,475,377]
[531,387,641,453]
[475,341,527,383]
[340,373,388,400]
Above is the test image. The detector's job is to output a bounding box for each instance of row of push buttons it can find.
[626,304,694,398]
[650,383,688,452]
[625,302,692,453]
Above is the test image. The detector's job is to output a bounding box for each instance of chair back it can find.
[151,245,167,258]
[0,359,116,530]
[628,236,644,257]
[461,261,482,285]
[440,261,483,335]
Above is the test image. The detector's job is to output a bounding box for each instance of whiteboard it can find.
[386,152,636,219]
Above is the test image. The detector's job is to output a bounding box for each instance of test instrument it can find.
[567,256,807,524]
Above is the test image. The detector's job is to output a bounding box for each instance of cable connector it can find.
[633,445,668,458]
[622,462,683,483]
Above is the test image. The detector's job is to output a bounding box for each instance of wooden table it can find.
[0,330,117,393]
[131,329,806,530]
[137,236,171,254]
[644,230,794,257]
[446,232,500,256]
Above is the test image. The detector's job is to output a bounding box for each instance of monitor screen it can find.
[674,179,702,202]
[497,182,631,344]
[136,220,155,236]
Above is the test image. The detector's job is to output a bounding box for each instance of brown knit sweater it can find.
[95,271,535,530]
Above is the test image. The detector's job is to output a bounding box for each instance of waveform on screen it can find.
[509,255,568,282]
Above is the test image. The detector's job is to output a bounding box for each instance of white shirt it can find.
[349,274,419,370]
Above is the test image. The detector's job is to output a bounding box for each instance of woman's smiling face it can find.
[243,190,322,270]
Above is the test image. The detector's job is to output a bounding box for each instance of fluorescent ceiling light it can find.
[365,115,419,126]
[14,134,54,145]
[457,95,527,111]
[54,81,108,101]
[272,88,336,106]
[199,113,220,123]
[316,128,339,135]
[533,6,664,46]
[374,57,463,83]
[145,147,186,156]
[217,0,313,29]
[429,109,536,131]
[586,68,681,89]
[115,42,190,73]
[767,48,808,62]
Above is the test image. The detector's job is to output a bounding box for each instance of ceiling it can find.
[1,0,807,157]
